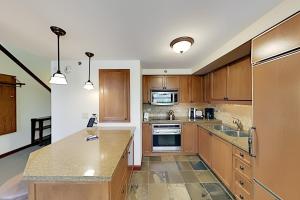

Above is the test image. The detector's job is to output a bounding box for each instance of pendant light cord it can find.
[57,35,60,73]
[88,57,91,81]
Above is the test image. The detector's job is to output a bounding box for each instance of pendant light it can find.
[170,36,194,54]
[49,26,67,85]
[83,52,94,90]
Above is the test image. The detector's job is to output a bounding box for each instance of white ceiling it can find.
[0,0,282,69]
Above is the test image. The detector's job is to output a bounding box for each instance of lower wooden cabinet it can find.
[197,126,212,166]
[182,123,198,154]
[211,135,233,190]
[142,123,152,156]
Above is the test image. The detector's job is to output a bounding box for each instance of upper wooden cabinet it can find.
[99,69,130,122]
[227,57,252,101]
[148,76,164,89]
[211,67,227,100]
[191,76,203,103]
[252,12,300,64]
[210,56,252,102]
[143,75,203,104]
[182,123,198,154]
[203,74,211,103]
[179,76,191,103]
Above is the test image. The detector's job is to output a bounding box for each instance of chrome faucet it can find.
[233,117,243,131]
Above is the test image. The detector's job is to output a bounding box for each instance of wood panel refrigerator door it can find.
[253,52,300,200]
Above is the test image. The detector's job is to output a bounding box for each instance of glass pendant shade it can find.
[49,71,67,85]
[84,80,94,90]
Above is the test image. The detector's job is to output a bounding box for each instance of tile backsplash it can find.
[212,103,252,131]
[143,103,253,131]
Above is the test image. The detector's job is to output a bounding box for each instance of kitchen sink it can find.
[223,130,248,137]
[213,124,232,131]
[213,124,249,137]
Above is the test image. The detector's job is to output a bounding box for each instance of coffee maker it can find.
[204,108,215,120]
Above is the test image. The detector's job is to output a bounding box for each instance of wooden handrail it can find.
[0,44,51,92]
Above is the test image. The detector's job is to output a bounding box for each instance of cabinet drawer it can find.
[235,183,251,200]
[233,147,251,166]
[234,171,252,195]
[234,157,252,180]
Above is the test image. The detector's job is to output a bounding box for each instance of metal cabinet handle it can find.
[239,194,244,200]
[239,152,244,158]
[248,127,257,157]
[239,165,244,171]
[239,180,244,186]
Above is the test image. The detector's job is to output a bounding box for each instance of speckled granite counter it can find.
[23,127,134,182]
[198,123,249,152]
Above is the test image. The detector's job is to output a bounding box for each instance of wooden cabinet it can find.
[252,12,300,64]
[210,56,252,102]
[253,182,276,200]
[142,123,152,156]
[211,135,233,189]
[198,126,212,166]
[142,76,149,103]
[227,57,252,101]
[165,76,179,89]
[203,73,211,103]
[182,123,198,154]
[0,74,16,135]
[99,69,130,122]
[190,76,203,103]
[148,76,164,89]
[211,67,227,100]
[179,76,191,103]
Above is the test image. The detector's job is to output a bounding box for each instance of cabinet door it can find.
[182,123,198,153]
[211,67,227,100]
[142,76,149,103]
[165,76,179,89]
[203,73,211,103]
[198,127,212,166]
[191,76,203,103]
[211,136,233,189]
[179,76,191,103]
[227,57,252,101]
[142,123,152,155]
[99,69,130,122]
[148,76,164,90]
[254,182,277,200]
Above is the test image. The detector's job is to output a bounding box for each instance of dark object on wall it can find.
[31,116,51,146]
[0,74,16,135]
[0,44,51,92]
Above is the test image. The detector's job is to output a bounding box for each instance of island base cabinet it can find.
[29,182,110,200]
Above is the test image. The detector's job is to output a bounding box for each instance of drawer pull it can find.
[239,194,244,200]
[239,180,244,186]
[239,152,244,158]
[121,188,125,194]
[239,165,244,171]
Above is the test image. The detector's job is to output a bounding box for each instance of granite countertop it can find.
[143,117,221,124]
[23,127,134,182]
[198,123,249,152]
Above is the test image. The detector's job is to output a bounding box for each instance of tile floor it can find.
[128,155,234,200]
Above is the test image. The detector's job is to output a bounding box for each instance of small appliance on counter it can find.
[189,108,204,119]
[204,108,215,120]
[143,112,150,121]
[168,110,175,120]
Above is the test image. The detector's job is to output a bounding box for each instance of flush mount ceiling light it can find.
[170,36,194,54]
[49,26,67,85]
[83,52,95,90]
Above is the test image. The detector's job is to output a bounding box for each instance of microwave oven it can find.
[150,90,179,106]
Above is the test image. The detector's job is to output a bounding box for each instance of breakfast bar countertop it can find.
[23,127,134,182]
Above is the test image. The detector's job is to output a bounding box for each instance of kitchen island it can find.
[23,127,134,200]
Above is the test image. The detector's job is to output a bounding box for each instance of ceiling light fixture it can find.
[49,26,67,85]
[170,36,194,54]
[83,52,95,90]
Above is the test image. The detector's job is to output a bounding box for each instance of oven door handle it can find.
[153,132,181,135]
